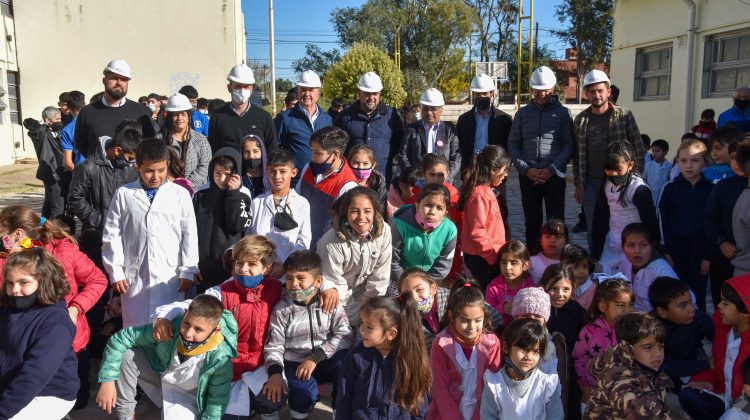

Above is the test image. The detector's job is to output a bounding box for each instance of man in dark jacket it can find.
[24,106,66,218]
[335,72,403,183]
[456,73,512,177]
[508,66,575,252]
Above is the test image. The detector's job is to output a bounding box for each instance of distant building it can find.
[0,0,246,165]
[552,48,608,104]
[610,0,750,149]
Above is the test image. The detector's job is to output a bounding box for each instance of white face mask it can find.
[231,89,251,104]
[147,103,157,112]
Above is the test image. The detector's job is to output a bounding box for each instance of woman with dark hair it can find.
[159,93,212,187]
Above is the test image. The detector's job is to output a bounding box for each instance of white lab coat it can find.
[102,180,199,327]
[247,189,311,263]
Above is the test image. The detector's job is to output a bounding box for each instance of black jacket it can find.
[397,121,461,183]
[24,119,64,184]
[652,309,714,388]
[547,299,586,353]
[456,107,512,175]
[704,175,748,253]
[68,144,138,231]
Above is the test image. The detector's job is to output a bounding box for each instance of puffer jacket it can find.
[507,96,575,176]
[68,143,138,231]
[587,342,672,419]
[572,316,618,388]
[318,212,392,326]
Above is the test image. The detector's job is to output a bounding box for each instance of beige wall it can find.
[10,0,245,159]
[0,12,22,165]
[610,0,750,153]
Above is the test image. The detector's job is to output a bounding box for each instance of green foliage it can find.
[291,44,342,78]
[322,43,407,107]
[275,78,294,92]
[554,0,613,68]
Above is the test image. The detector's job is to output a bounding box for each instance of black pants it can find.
[42,182,66,218]
[464,253,500,291]
[668,239,709,311]
[518,174,566,254]
[710,251,736,308]
[679,386,725,420]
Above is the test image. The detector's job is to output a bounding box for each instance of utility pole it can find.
[516,0,534,107]
[468,33,472,105]
[268,0,277,115]
[395,30,401,69]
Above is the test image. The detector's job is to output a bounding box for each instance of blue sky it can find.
[242,0,567,81]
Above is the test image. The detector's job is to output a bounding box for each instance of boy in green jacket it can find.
[96,294,237,420]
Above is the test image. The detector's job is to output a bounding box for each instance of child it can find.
[102,138,199,328]
[336,294,431,418]
[0,248,79,419]
[560,244,599,310]
[241,134,270,198]
[733,137,750,276]
[318,187,392,326]
[643,138,672,203]
[262,251,353,419]
[511,287,564,379]
[348,144,387,205]
[692,108,717,140]
[96,294,237,419]
[705,138,748,306]
[649,277,714,390]
[721,358,750,419]
[458,144,510,289]
[591,141,661,272]
[481,318,564,419]
[296,126,359,251]
[386,165,420,219]
[705,126,740,183]
[249,149,311,278]
[68,126,140,232]
[586,312,672,418]
[390,183,457,293]
[193,147,252,292]
[542,264,586,358]
[429,280,502,420]
[572,276,634,398]
[167,147,194,195]
[617,222,678,312]
[680,277,750,419]
[485,240,535,324]
[659,139,713,310]
[669,132,701,181]
[643,134,653,163]
[529,219,568,283]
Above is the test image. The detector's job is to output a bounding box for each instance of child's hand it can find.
[262,373,287,403]
[178,278,194,292]
[687,381,713,391]
[67,306,79,325]
[320,288,339,314]
[153,318,174,341]
[296,358,317,381]
[227,174,241,190]
[96,381,118,414]
[113,279,129,294]
[700,259,710,276]
[720,242,738,259]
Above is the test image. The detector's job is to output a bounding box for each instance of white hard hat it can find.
[103,59,131,79]
[296,70,322,88]
[357,72,383,93]
[470,73,495,92]
[227,64,255,84]
[583,69,610,87]
[529,66,557,90]
[420,88,445,107]
[165,93,192,112]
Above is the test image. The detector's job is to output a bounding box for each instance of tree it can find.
[322,43,407,107]
[463,0,518,62]
[275,78,294,92]
[291,44,342,78]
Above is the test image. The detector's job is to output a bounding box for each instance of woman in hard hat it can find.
[158,93,212,188]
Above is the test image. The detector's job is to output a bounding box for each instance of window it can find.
[7,71,20,124]
[1,0,11,17]
[703,30,750,97]
[634,44,672,101]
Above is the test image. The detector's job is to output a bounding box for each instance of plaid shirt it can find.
[572,102,644,187]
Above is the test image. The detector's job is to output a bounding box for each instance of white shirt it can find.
[454,342,478,420]
[424,121,440,153]
[101,95,127,108]
[529,253,559,284]
[248,190,312,262]
[643,160,673,204]
[616,256,678,312]
[725,329,743,408]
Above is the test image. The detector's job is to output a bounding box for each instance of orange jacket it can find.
[460,184,506,265]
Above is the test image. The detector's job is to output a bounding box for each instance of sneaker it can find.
[290,409,309,419]
[260,412,281,420]
[571,220,587,234]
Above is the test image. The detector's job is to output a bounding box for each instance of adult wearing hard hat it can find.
[397,88,461,183]
[208,64,278,156]
[274,70,332,186]
[73,59,155,157]
[456,73,513,177]
[157,93,212,187]
[573,69,643,249]
[507,66,574,253]
[335,71,403,183]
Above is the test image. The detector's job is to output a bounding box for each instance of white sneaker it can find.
[289,409,309,419]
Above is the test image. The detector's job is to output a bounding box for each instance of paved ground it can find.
[0,162,585,419]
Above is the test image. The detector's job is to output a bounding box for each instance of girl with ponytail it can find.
[336,293,431,418]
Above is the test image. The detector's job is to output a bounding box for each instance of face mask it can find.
[234,273,263,289]
[232,89,251,104]
[243,158,263,170]
[51,122,64,132]
[415,210,440,229]
[503,356,536,380]
[178,331,212,354]
[191,104,197,111]
[2,234,17,251]
[10,291,38,310]
[414,112,421,121]
[199,109,209,115]
[114,155,134,169]
[415,295,434,314]
[309,153,334,176]
[475,97,491,111]
[735,98,750,110]
[607,174,629,186]
[147,103,157,112]
[352,167,373,181]
[288,284,317,303]
[273,210,299,232]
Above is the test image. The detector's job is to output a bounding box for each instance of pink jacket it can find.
[485,274,535,324]
[572,316,618,388]
[428,328,502,420]
[460,185,505,265]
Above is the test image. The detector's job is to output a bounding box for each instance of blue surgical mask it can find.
[114,156,133,169]
[234,273,263,289]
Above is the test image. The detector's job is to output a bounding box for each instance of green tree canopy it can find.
[275,78,294,92]
[291,44,342,79]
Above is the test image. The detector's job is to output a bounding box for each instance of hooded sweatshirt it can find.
[193,147,252,290]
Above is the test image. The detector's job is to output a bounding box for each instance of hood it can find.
[333,210,385,241]
[218,309,239,358]
[728,274,750,309]
[241,136,272,192]
[590,341,637,379]
[209,147,242,189]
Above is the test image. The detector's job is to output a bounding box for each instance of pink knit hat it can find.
[511,287,551,322]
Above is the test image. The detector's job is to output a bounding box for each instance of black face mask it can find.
[475,97,491,111]
[273,204,298,231]
[51,122,64,132]
[735,98,750,110]
[243,158,263,170]
[608,174,629,186]
[11,291,38,310]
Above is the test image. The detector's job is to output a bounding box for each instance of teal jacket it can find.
[98,310,238,419]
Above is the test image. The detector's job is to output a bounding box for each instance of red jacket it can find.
[220,276,282,381]
[0,238,107,352]
[460,184,506,265]
[691,274,750,399]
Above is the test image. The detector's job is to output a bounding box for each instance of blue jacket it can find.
[652,309,714,388]
[718,104,750,133]
[704,174,748,250]
[0,300,79,418]
[276,103,332,185]
[336,343,428,419]
[658,175,714,246]
[507,97,575,176]
[335,102,403,183]
[192,110,209,137]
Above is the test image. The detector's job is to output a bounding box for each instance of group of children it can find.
[3,113,750,420]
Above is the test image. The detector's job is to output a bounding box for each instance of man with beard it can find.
[335,71,403,183]
[73,59,154,157]
[717,85,750,132]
